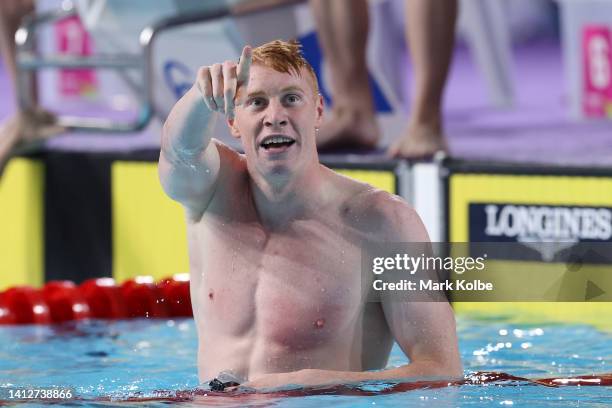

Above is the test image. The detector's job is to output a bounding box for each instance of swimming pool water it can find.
[0,316,610,407]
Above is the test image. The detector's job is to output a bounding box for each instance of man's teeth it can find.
[262,136,294,146]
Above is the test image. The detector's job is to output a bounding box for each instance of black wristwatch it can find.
[208,370,243,392]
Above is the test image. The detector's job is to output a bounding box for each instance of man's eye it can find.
[285,94,301,104]
[248,98,265,107]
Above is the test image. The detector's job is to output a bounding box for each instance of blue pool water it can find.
[0,316,610,407]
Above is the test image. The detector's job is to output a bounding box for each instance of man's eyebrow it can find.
[245,90,266,98]
[245,86,306,98]
[280,86,306,94]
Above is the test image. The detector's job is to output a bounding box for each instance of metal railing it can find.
[15,0,304,134]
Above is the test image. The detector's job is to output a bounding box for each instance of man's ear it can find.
[227,117,241,139]
[315,94,324,128]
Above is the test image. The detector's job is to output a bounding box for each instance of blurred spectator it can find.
[0,0,63,178]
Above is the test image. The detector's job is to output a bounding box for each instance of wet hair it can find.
[251,40,319,95]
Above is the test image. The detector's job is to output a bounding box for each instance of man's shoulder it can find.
[212,138,244,166]
[338,181,427,242]
[349,187,418,223]
[211,138,250,183]
[185,138,248,221]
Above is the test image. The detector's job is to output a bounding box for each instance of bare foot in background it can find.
[0,116,20,176]
[387,121,448,159]
[17,107,65,144]
[316,106,381,151]
[0,108,64,177]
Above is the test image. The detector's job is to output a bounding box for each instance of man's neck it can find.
[249,163,328,230]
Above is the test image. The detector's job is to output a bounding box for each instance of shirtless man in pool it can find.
[159,40,461,389]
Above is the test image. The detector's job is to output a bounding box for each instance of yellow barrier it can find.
[449,173,612,331]
[0,159,44,291]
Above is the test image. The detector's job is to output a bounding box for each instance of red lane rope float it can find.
[1,287,51,324]
[0,293,16,324]
[99,372,612,402]
[0,275,192,325]
[80,278,127,319]
[158,273,192,317]
[43,281,91,323]
[3,371,608,405]
[122,276,168,319]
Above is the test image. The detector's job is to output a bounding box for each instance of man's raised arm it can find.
[159,46,251,217]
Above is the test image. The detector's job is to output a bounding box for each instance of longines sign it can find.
[469,203,612,262]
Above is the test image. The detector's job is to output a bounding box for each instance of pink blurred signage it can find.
[582,25,612,118]
[55,15,97,97]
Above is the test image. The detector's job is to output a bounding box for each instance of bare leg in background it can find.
[388,0,457,158]
[310,0,381,150]
[310,0,457,158]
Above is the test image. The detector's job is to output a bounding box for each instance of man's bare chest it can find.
[192,217,366,347]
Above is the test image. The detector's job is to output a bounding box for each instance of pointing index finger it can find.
[237,45,252,88]
[235,46,252,107]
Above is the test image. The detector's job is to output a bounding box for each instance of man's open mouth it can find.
[259,135,296,151]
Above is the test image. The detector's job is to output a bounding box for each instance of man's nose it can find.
[263,100,288,128]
